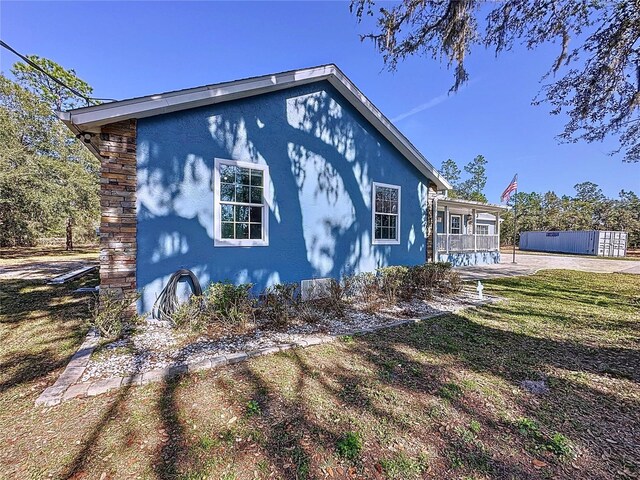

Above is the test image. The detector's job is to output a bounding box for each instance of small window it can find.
[476,224,489,235]
[214,158,269,246]
[450,215,461,234]
[372,182,401,245]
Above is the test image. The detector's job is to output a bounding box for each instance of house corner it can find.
[97,119,137,313]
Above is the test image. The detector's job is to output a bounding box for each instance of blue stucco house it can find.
[58,65,506,314]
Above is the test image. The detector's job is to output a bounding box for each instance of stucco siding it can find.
[136,81,429,312]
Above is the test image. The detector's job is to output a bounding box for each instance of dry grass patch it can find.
[0,269,638,479]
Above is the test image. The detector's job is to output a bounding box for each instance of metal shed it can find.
[519,230,628,257]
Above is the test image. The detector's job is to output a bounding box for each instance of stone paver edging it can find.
[36,296,500,407]
[35,328,100,407]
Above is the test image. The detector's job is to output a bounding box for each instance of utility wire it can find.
[0,39,116,105]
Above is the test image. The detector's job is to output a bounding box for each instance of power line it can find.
[0,39,116,106]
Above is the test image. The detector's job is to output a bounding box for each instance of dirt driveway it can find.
[458,251,640,281]
[0,247,98,281]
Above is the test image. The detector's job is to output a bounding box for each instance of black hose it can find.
[152,269,203,322]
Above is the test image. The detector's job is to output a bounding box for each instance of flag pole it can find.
[512,185,517,264]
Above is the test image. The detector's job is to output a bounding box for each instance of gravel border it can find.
[35,295,500,407]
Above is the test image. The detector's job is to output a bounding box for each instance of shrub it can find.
[377,266,411,302]
[444,269,462,293]
[336,431,363,460]
[310,278,348,317]
[350,272,380,304]
[171,294,208,330]
[172,281,254,330]
[90,290,141,339]
[296,302,325,324]
[258,282,300,326]
[407,262,462,298]
[204,281,254,325]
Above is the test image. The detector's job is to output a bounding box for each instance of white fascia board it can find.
[64,66,334,129]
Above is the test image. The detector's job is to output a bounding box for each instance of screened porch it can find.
[435,198,507,255]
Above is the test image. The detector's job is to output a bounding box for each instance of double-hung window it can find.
[476,224,489,235]
[372,182,401,245]
[450,215,461,234]
[214,158,269,247]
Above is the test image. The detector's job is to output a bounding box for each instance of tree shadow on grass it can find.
[154,376,192,480]
[348,313,640,478]
[0,275,96,395]
[53,313,638,479]
[60,380,136,480]
[140,288,639,479]
[34,271,640,479]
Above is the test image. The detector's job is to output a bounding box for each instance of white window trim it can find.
[371,181,401,245]
[213,158,270,247]
[450,214,462,235]
[476,224,489,235]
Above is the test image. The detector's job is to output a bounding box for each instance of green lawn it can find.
[0,269,638,479]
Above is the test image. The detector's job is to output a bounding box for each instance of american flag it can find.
[501,174,518,203]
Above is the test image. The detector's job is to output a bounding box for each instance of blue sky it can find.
[2,1,637,201]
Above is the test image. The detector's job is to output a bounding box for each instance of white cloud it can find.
[391,79,479,123]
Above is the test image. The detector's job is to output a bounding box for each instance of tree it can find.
[351,0,640,162]
[616,191,640,247]
[12,55,94,111]
[441,155,488,201]
[458,154,488,202]
[0,60,99,248]
[541,191,562,230]
[440,158,461,196]
[573,182,605,204]
[497,184,640,248]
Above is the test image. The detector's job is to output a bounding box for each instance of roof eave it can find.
[62,65,337,130]
[439,198,509,212]
[60,64,452,190]
[56,110,102,159]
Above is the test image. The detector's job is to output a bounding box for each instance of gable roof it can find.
[57,64,452,190]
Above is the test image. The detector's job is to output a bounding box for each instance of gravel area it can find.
[82,289,490,381]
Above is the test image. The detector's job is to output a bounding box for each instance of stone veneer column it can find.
[97,119,137,300]
[426,181,438,262]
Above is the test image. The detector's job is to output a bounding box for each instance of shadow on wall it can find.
[136,81,429,313]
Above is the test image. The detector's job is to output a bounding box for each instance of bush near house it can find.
[90,291,141,339]
[167,262,460,332]
[171,281,255,332]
